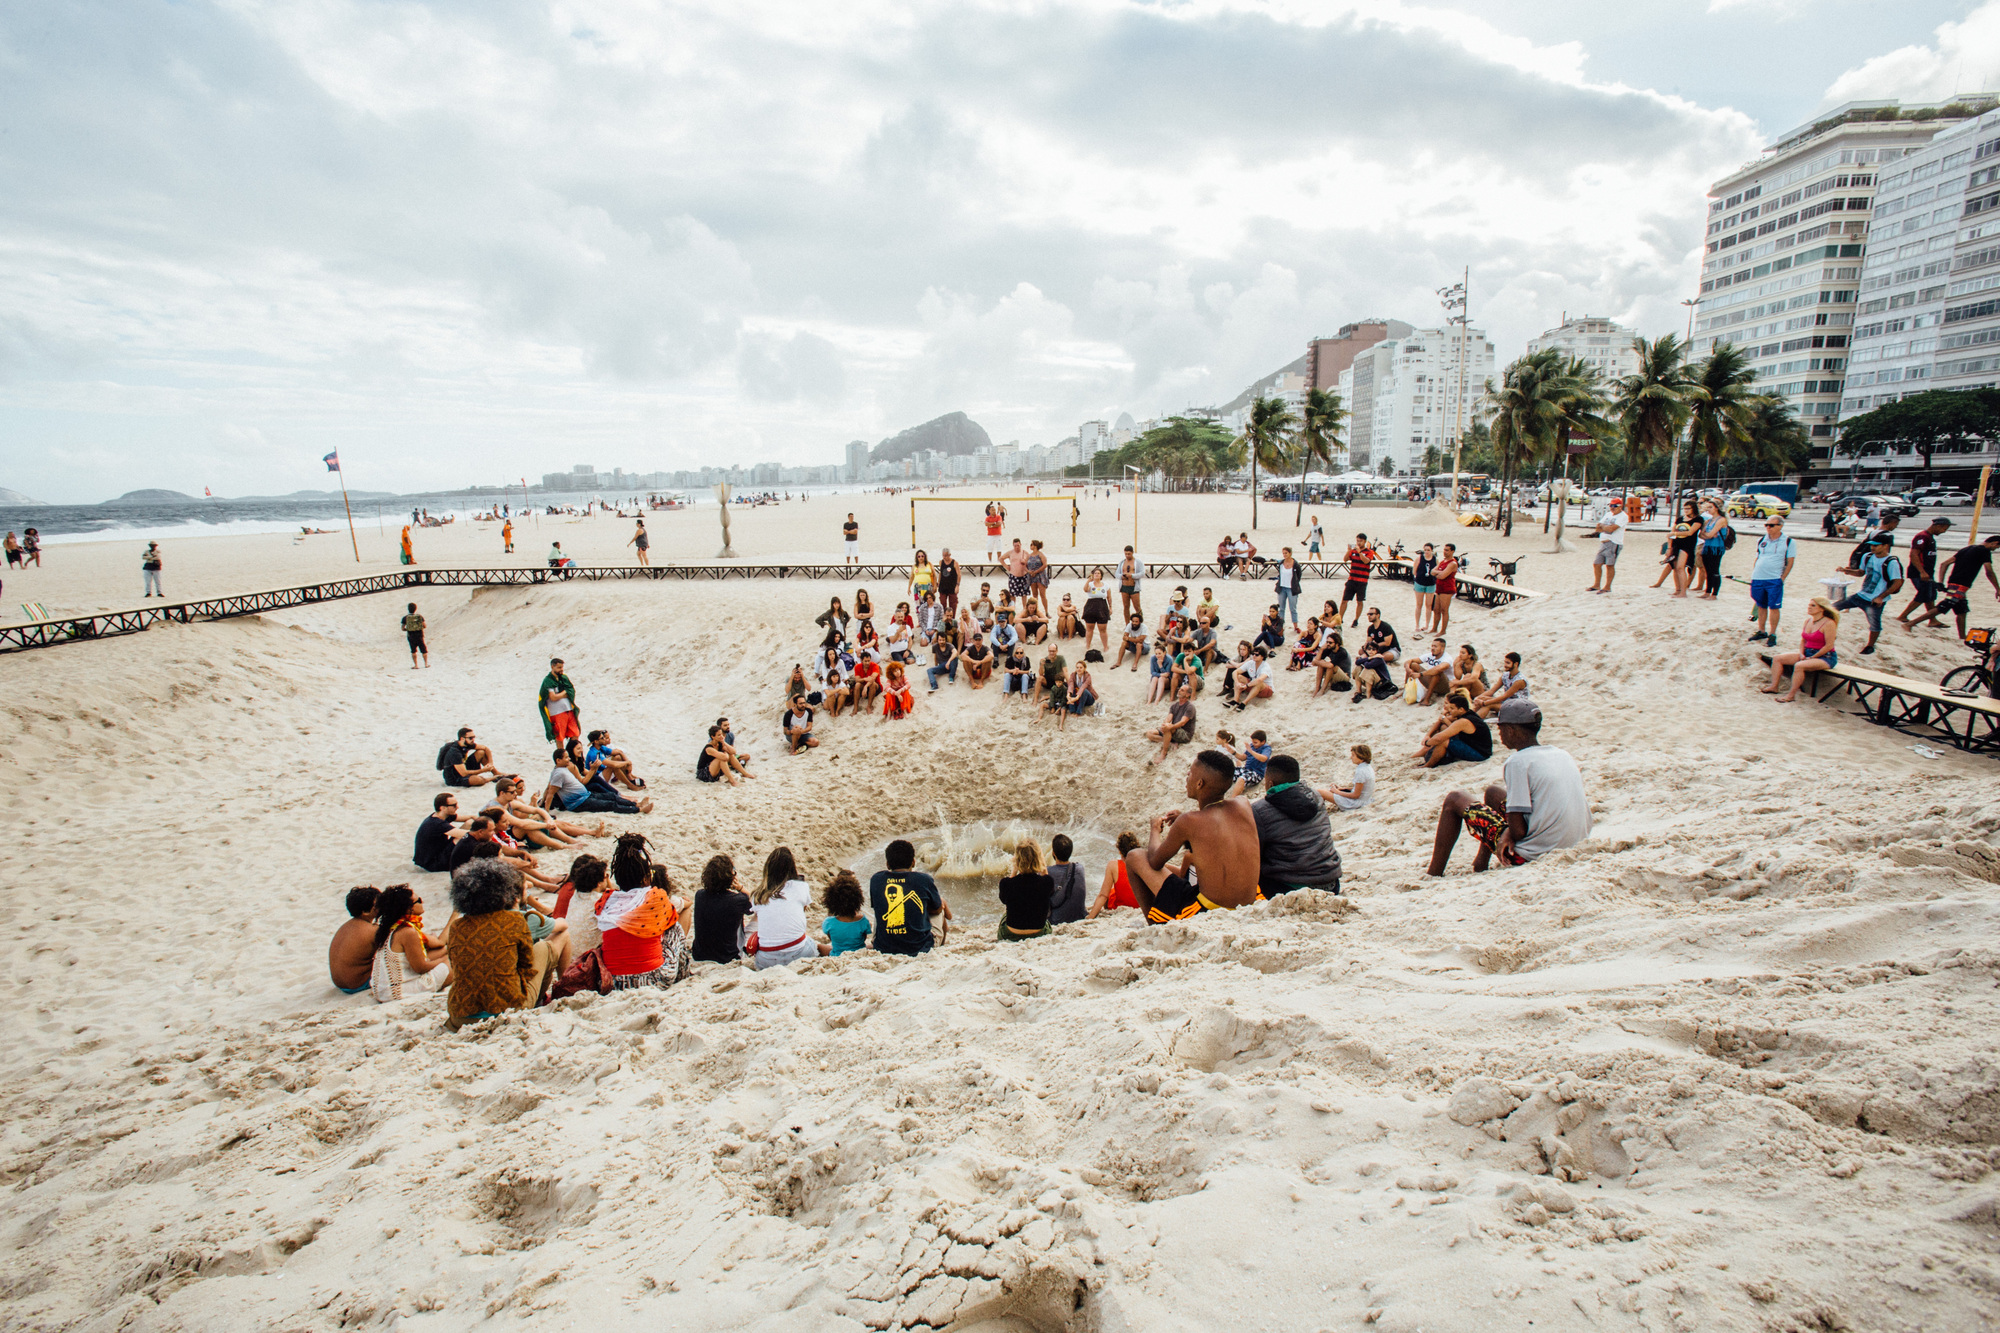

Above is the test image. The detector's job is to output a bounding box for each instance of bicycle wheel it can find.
[1939,665,1990,695]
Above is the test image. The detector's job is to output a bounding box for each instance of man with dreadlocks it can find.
[595,833,694,990]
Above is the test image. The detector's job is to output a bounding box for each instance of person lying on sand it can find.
[1123,749,1264,922]
[329,886,380,993]
[490,776,606,847]
[1425,699,1588,876]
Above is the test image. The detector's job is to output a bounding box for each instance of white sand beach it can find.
[3,492,1997,1332]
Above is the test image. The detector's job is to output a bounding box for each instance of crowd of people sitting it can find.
[345,697,1588,1020]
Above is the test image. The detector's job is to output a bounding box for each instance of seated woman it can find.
[750,846,829,969]
[1055,593,1080,639]
[1087,832,1143,918]
[1288,616,1324,671]
[546,744,653,815]
[1058,663,1096,731]
[854,588,874,623]
[1146,641,1175,703]
[1019,599,1049,644]
[1413,689,1494,768]
[445,859,557,1030]
[369,884,450,1002]
[821,667,853,717]
[882,661,916,718]
[480,806,565,890]
[595,834,693,990]
[854,620,880,659]
[559,853,608,956]
[997,841,1054,941]
[1763,597,1841,703]
[961,636,994,689]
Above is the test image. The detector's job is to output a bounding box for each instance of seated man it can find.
[1188,616,1220,666]
[1350,609,1401,702]
[1403,637,1449,697]
[1472,651,1529,717]
[328,886,381,993]
[585,728,646,790]
[961,634,994,688]
[1113,614,1149,670]
[1426,698,1589,876]
[1146,683,1197,765]
[1032,642,1068,710]
[786,698,820,752]
[1226,646,1275,710]
[1253,756,1342,895]
[1311,631,1352,697]
[449,816,505,872]
[414,793,466,872]
[991,609,1022,657]
[1123,749,1263,920]
[967,583,997,631]
[438,726,499,788]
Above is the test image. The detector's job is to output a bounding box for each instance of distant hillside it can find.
[0,488,46,506]
[1213,353,1309,418]
[100,489,199,506]
[870,411,992,464]
[226,489,401,502]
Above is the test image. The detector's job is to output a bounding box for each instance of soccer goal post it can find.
[909,495,1080,550]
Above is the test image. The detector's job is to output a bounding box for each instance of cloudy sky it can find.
[2,0,1997,500]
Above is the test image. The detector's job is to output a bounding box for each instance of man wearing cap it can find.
[1894,518,1952,629]
[1833,533,1903,656]
[1585,497,1634,594]
[1426,698,1589,877]
[1746,518,1799,646]
[1909,533,2000,639]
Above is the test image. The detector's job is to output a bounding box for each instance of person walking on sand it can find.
[538,657,581,742]
[400,525,416,566]
[1123,749,1264,922]
[842,512,860,566]
[141,542,164,598]
[502,517,514,554]
[1832,532,1902,656]
[402,602,430,668]
[1894,518,1950,629]
[628,518,650,567]
[1306,514,1324,559]
[1586,497,1632,594]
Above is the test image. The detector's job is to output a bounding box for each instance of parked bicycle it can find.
[1487,556,1521,585]
[1940,627,1997,699]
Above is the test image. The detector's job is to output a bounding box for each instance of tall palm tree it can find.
[1293,388,1346,525]
[1685,342,1760,497]
[1614,334,1694,478]
[1240,396,1298,529]
[1736,394,1812,476]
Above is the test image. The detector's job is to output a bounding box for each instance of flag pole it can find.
[332,452,359,562]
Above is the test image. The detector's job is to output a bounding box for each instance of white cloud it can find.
[1825,0,2000,104]
[0,0,1783,498]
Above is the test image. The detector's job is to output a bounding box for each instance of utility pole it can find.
[1670,297,1698,519]
[1437,269,1469,510]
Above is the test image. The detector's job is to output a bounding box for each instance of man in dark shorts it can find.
[1004,538,1031,602]
[1147,682,1196,765]
[870,839,951,952]
[1339,533,1376,627]
[1123,749,1263,923]
[402,602,429,668]
[1895,518,1951,628]
[1910,533,2000,638]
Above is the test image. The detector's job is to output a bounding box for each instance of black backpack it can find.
[435,743,455,771]
[1721,523,1737,551]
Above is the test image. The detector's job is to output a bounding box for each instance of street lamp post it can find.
[1124,464,1142,552]
[1437,270,1469,510]
[1669,297,1698,519]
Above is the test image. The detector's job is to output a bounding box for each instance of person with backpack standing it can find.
[402,602,430,668]
[1833,532,1904,656]
[1746,519,1798,646]
[1695,500,1730,599]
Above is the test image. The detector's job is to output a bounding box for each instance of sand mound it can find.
[4,540,1999,1331]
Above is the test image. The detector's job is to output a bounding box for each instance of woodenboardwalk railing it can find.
[1,558,1538,655]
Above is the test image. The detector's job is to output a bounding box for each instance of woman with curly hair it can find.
[594,834,693,990]
[445,859,557,1029]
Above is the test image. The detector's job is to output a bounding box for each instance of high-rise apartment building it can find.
[1834,102,2000,487]
[1337,325,1494,476]
[1693,99,1994,473]
[1305,320,1413,393]
[1527,315,1641,382]
[844,440,870,482]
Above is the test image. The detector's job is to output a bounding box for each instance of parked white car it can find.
[1916,490,1974,506]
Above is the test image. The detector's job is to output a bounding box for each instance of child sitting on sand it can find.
[1218,729,1270,796]
[821,870,871,956]
[1321,744,1375,810]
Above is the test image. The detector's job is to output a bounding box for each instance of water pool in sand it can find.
[845,818,1123,930]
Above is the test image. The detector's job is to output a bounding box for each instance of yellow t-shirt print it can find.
[882,877,922,933]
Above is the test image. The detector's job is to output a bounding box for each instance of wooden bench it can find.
[1364,559,1539,608]
[1760,654,2000,755]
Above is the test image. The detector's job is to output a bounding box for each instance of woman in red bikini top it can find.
[1089,832,1143,916]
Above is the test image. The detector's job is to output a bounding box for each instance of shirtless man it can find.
[1003,538,1031,607]
[1122,750,1264,922]
[328,886,380,993]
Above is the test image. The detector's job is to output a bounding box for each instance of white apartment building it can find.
[844,440,870,482]
[1693,99,1994,474]
[1526,315,1641,382]
[1337,325,1493,475]
[1834,104,2000,487]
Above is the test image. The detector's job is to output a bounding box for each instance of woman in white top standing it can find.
[751,847,828,969]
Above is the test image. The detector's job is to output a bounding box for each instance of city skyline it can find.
[5,2,1998,501]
